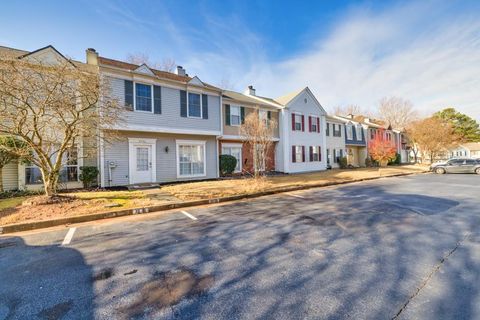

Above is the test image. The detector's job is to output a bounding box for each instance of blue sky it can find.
[1,0,479,120]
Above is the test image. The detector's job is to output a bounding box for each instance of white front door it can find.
[128,138,157,184]
[133,145,152,183]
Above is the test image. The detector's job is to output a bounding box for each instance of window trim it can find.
[187,91,203,119]
[295,145,303,163]
[221,143,242,173]
[311,146,320,162]
[356,126,363,141]
[134,82,154,113]
[346,125,353,140]
[310,115,319,132]
[176,140,207,178]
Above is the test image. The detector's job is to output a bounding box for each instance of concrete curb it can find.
[0,171,426,234]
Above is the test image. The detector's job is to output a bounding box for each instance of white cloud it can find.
[181,2,480,120]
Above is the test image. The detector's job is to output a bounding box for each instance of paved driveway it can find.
[1,174,480,319]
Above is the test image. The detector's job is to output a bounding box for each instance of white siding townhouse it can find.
[275,88,328,173]
[85,49,223,187]
[325,116,347,168]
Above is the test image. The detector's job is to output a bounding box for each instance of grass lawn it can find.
[162,165,428,200]
[0,165,428,226]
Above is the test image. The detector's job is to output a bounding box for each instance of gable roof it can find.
[0,45,95,72]
[275,88,305,105]
[97,56,220,91]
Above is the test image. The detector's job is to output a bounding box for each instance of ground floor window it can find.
[310,146,321,162]
[293,145,304,163]
[177,141,206,177]
[222,144,242,172]
[254,144,266,171]
[25,147,79,184]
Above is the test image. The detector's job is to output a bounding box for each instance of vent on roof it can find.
[175,66,186,76]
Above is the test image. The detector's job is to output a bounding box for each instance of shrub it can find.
[219,155,237,176]
[338,156,348,169]
[388,153,401,165]
[79,166,99,188]
[365,156,379,167]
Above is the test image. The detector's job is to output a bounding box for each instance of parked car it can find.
[430,158,480,174]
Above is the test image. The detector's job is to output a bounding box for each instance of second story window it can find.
[230,106,241,126]
[356,126,363,141]
[346,125,353,140]
[333,124,342,137]
[294,114,303,131]
[135,83,152,112]
[259,110,268,126]
[188,92,202,118]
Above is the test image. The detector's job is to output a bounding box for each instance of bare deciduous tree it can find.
[240,111,277,178]
[377,96,418,129]
[0,53,121,196]
[332,104,364,116]
[126,53,177,72]
[407,117,457,163]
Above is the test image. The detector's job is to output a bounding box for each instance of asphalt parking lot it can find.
[1,173,480,319]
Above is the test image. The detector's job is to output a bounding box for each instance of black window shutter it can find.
[240,107,245,124]
[267,111,272,120]
[225,104,231,125]
[153,85,161,114]
[125,80,134,111]
[180,90,187,117]
[309,146,313,162]
[202,94,208,119]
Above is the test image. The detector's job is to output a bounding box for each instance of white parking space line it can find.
[61,227,77,246]
[286,193,306,199]
[181,210,198,221]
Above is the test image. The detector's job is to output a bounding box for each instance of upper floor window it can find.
[135,83,152,112]
[259,110,268,125]
[188,92,202,118]
[310,116,319,132]
[346,125,353,140]
[356,126,362,141]
[370,129,376,140]
[333,124,342,137]
[294,114,303,131]
[386,132,392,141]
[230,106,241,126]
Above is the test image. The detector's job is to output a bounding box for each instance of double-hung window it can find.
[230,106,241,126]
[311,116,318,132]
[294,114,302,131]
[177,141,206,177]
[346,125,353,140]
[25,147,79,184]
[311,146,320,161]
[135,83,152,112]
[356,126,362,141]
[188,92,202,118]
[333,124,342,137]
[222,145,242,172]
[259,110,268,127]
[295,146,303,163]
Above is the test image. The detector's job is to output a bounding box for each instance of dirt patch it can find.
[121,268,214,318]
[37,300,73,320]
[22,195,75,206]
[93,268,114,281]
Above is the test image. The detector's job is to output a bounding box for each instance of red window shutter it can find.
[291,114,296,131]
[317,117,320,133]
[308,116,312,132]
[301,115,305,132]
[309,146,313,161]
[302,146,305,162]
[292,145,296,163]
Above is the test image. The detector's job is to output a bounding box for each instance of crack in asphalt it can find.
[391,233,470,320]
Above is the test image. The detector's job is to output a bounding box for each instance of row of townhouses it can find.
[0,45,410,191]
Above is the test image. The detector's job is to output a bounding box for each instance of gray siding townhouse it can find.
[333,115,368,167]
[85,49,222,187]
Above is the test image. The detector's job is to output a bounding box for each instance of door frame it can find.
[128,138,157,184]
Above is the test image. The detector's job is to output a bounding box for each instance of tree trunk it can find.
[0,165,3,192]
[41,169,59,197]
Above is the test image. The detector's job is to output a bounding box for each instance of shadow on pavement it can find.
[0,236,94,319]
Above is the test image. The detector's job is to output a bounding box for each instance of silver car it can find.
[431,158,480,174]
